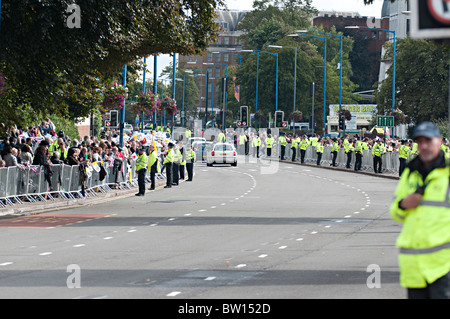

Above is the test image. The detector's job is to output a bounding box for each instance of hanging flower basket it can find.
[101,83,128,112]
[289,110,303,122]
[130,92,160,117]
[389,108,407,125]
[159,97,177,115]
[338,108,352,121]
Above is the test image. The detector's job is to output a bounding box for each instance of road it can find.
[0,156,405,299]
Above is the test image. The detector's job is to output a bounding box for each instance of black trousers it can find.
[373,156,382,173]
[346,152,352,168]
[179,164,185,180]
[332,151,338,167]
[355,153,362,171]
[399,158,407,176]
[138,168,147,194]
[186,162,194,181]
[149,164,156,189]
[291,147,296,161]
[172,163,179,185]
[316,152,322,165]
[165,162,172,187]
[300,149,306,163]
[280,145,285,160]
[267,148,272,157]
[408,271,450,299]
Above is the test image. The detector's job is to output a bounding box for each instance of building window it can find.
[208,52,212,62]
[216,54,221,62]
[224,37,230,45]
[224,54,229,62]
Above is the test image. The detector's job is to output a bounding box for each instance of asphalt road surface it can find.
[0,156,405,299]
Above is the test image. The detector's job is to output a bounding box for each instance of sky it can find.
[149,0,385,80]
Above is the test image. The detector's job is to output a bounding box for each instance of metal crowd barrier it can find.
[274,145,403,174]
[0,159,166,208]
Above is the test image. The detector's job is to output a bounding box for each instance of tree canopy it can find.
[0,0,224,128]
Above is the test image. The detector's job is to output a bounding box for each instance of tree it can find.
[375,37,450,124]
[0,0,224,128]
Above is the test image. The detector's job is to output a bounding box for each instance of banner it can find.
[233,77,240,102]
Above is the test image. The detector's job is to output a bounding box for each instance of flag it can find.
[233,77,240,102]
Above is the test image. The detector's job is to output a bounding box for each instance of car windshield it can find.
[214,144,233,151]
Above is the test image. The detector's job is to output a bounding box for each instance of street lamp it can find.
[238,49,279,113]
[345,25,396,113]
[296,30,343,120]
[268,45,298,113]
[288,33,327,136]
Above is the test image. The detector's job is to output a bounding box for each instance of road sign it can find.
[282,121,287,128]
[377,115,394,127]
[411,0,450,39]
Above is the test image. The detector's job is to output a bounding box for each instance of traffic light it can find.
[339,115,345,130]
[240,106,248,126]
[275,110,284,128]
[110,110,119,128]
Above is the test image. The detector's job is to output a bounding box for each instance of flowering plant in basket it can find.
[101,83,128,112]
[388,108,407,125]
[159,97,177,115]
[338,108,352,121]
[130,92,160,116]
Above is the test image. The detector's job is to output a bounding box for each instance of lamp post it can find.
[296,30,342,119]
[268,45,297,113]
[288,33,327,136]
[345,26,396,113]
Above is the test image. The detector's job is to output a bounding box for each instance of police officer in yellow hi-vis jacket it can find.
[163,142,175,188]
[135,147,148,196]
[390,122,450,299]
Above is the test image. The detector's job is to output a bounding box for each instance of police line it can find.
[278,145,401,174]
[0,160,161,208]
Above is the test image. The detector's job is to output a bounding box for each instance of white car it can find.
[207,143,237,166]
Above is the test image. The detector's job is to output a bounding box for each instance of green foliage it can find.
[0,0,224,126]
[375,37,450,124]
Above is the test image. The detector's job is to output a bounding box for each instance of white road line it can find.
[279,246,287,250]
[39,252,52,256]
[258,254,268,258]
[205,277,216,281]
[73,244,85,248]
[103,237,113,240]
[167,291,181,297]
[235,264,247,268]
[0,262,13,266]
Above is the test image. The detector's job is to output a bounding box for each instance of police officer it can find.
[354,137,363,171]
[390,122,450,299]
[278,133,287,160]
[147,144,159,190]
[398,140,410,176]
[265,134,274,157]
[345,138,353,169]
[291,134,298,162]
[163,142,174,188]
[331,137,339,167]
[172,144,182,186]
[252,134,260,158]
[186,145,195,181]
[316,138,324,165]
[372,139,384,173]
[299,135,308,164]
[135,146,148,196]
